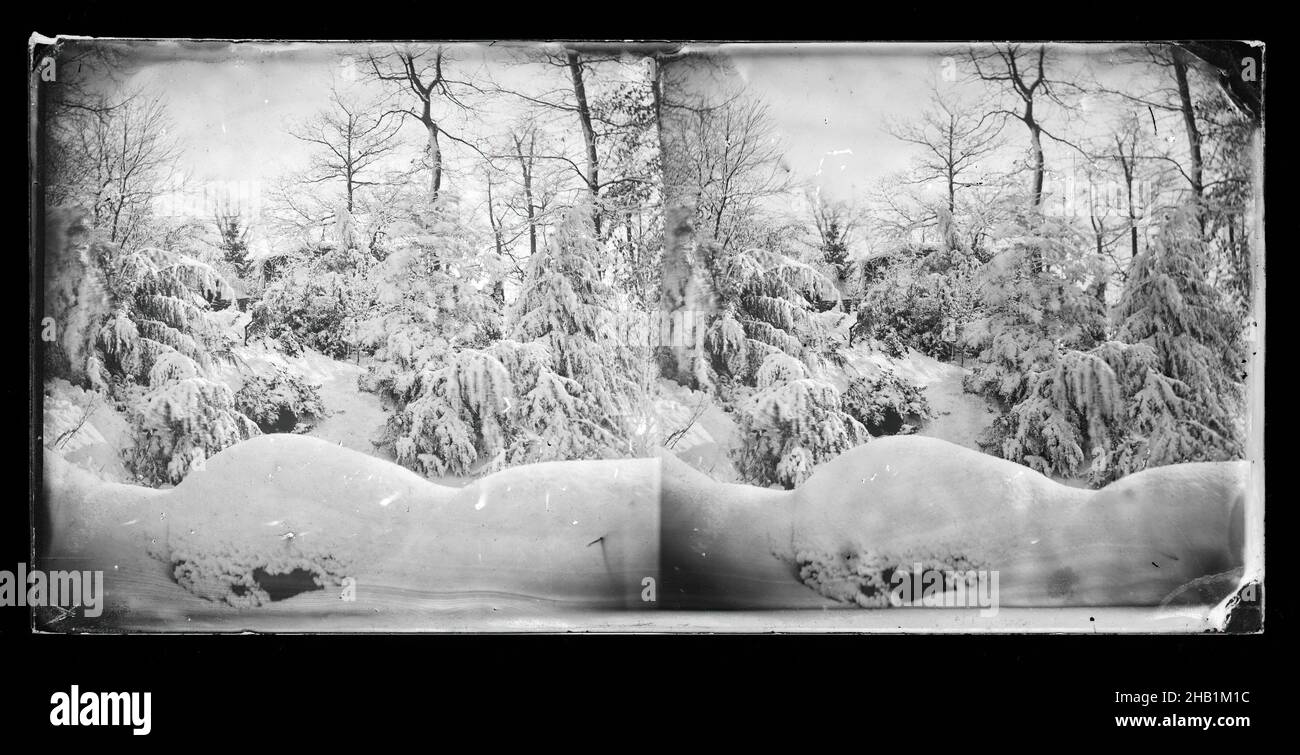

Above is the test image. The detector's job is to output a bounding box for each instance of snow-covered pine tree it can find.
[962,211,1110,477]
[963,212,1108,411]
[72,220,261,486]
[967,206,1244,485]
[501,200,644,463]
[371,200,644,477]
[359,191,508,476]
[732,352,869,489]
[703,244,840,389]
[1114,204,1246,466]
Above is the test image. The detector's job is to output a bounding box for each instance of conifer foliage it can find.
[369,202,646,477]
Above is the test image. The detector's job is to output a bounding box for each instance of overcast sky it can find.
[93,40,1175,229]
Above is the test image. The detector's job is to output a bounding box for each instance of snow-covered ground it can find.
[653,338,999,485]
[43,338,396,488]
[43,309,995,494]
[41,432,1247,631]
[43,378,134,484]
[215,341,394,461]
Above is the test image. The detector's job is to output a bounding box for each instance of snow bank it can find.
[658,451,837,609]
[48,434,658,613]
[789,435,1249,607]
[43,379,133,483]
[42,433,1248,625]
[162,434,428,606]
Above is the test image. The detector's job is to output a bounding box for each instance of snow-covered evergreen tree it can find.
[371,200,645,477]
[703,244,840,388]
[963,212,1108,409]
[501,201,645,463]
[1114,205,1245,466]
[970,206,1245,484]
[732,352,869,489]
[60,218,263,486]
[359,191,506,475]
[961,212,1108,477]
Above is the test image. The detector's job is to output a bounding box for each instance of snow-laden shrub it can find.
[372,202,646,477]
[732,357,869,488]
[247,245,370,359]
[234,366,328,434]
[842,368,932,436]
[854,244,980,359]
[702,244,839,387]
[971,207,1245,485]
[41,213,259,487]
[127,377,259,486]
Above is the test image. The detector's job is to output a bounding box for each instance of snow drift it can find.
[42,433,1251,626]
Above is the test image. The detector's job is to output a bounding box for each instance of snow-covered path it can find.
[215,341,393,461]
[837,343,998,451]
[296,353,393,460]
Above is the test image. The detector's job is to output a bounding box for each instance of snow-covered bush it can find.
[970,207,1245,485]
[247,244,371,359]
[732,372,869,489]
[234,366,328,434]
[854,244,980,359]
[702,244,840,388]
[126,377,259,486]
[842,368,932,436]
[43,212,261,487]
[371,202,646,477]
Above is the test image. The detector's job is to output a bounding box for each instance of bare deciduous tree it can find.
[288,83,404,217]
[887,88,1004,215]
[363,45,482,204]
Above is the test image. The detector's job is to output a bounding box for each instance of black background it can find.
[11,7,1286,745]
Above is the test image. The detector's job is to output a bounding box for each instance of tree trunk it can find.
[566,50,601,236]
[421,96,442,204]
[1171,48,1205,200]
[658,201,711,387]
[1027,110,1045,272]
[1029,123,1045,208]
[514,135,537,258]
[428,123,442,201]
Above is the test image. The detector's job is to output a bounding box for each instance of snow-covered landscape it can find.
[34,40,1263,632]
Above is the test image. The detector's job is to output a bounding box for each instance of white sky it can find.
[93,41,1184,229]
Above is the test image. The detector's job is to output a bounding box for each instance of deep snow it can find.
[43,432,1250,630]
